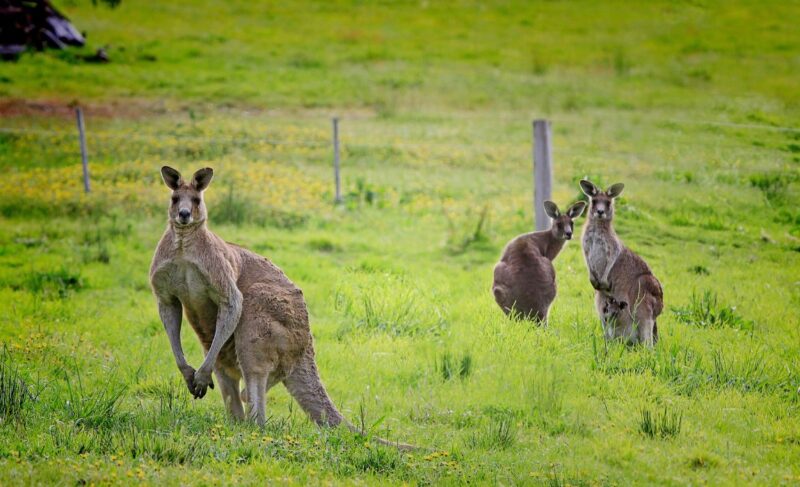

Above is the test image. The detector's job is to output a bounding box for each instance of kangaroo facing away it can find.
[149,166,413,450]
[580,179,663,345]
[492,200,586,323]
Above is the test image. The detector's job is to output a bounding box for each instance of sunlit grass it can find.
[0,0,799,484]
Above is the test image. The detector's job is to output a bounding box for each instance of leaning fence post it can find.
[332,117,342,203]
[76,107,90,193]
[533,119,552,231]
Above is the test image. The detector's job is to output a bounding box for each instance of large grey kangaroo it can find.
[579,179,663,345]
[492,200,586,322]
[149,166,412,449]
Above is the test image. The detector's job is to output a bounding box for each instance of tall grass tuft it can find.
[525,366,565,427]
[133,379,188,416]
[639,406,683,439]
[345,178,387,208]
[672,290,753,330]
[24,268,83,298]
[749,172,796,204]
[211,183,309,228]
[0,352,31,422]
[120,426,210,465]
[444,206,492,255]
[213,183,251,225]
[709,350,773,394]
[63,370,127,428]
[466,416,516,450]
[335,280,447,338]
[437,352,473,381]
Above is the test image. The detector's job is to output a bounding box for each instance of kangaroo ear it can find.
[566,201,586,219]
[579,179,599,197]
[191,167,214,191]
[543,200,560,219]
[161,166,182,190]
[607,183,625,198]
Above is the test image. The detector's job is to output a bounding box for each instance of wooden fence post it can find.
[332,117,342,203]
[76,107,90,193]
[533,119,552,231]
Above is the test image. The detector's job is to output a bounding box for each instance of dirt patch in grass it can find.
[0,98,380,121]
[0,98,172,120]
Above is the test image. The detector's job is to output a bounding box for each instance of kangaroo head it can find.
[579,179,624,221]
[543,200,587,240]
[160,166,214,228]
[602,296,628,318]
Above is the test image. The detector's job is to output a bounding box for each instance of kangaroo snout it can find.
[177,208,191,224]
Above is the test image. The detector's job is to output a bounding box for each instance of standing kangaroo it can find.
[149,166,412,449]
[579,179,663,345]
[492,200,586,322]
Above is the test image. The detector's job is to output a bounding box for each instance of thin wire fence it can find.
[1,123,790,152]
[1,111,796,201]
[0,126,331,148]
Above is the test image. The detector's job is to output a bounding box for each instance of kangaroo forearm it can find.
[198,298,242,373]
[600,266,613,286]
[589,269,609,291]
[158,300,189,369]
[600,248,622,287]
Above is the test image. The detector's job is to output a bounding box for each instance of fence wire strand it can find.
[1,115,796,170]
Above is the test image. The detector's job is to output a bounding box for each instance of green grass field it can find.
[1,0,799,485]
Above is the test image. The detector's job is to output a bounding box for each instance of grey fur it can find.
[492,200,586,323]
[580,179,663,345]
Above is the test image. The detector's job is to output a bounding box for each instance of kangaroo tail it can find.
[343,421,417,451]
[283,347,417,451]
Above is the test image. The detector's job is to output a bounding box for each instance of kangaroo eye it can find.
[192,197,201,205]
[171,196,179,204]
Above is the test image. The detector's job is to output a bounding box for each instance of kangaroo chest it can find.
[162,259,211,300]
[154,258,219,337]
[583,226,619,276]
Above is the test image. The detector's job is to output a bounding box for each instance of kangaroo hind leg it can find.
[214,367,244,421]
[242,364,276,426]
[634,302,656,346]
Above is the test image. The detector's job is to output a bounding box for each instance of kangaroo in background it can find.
[149,166,412,450]
[580,179,663,345]
[492,200,586,323]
